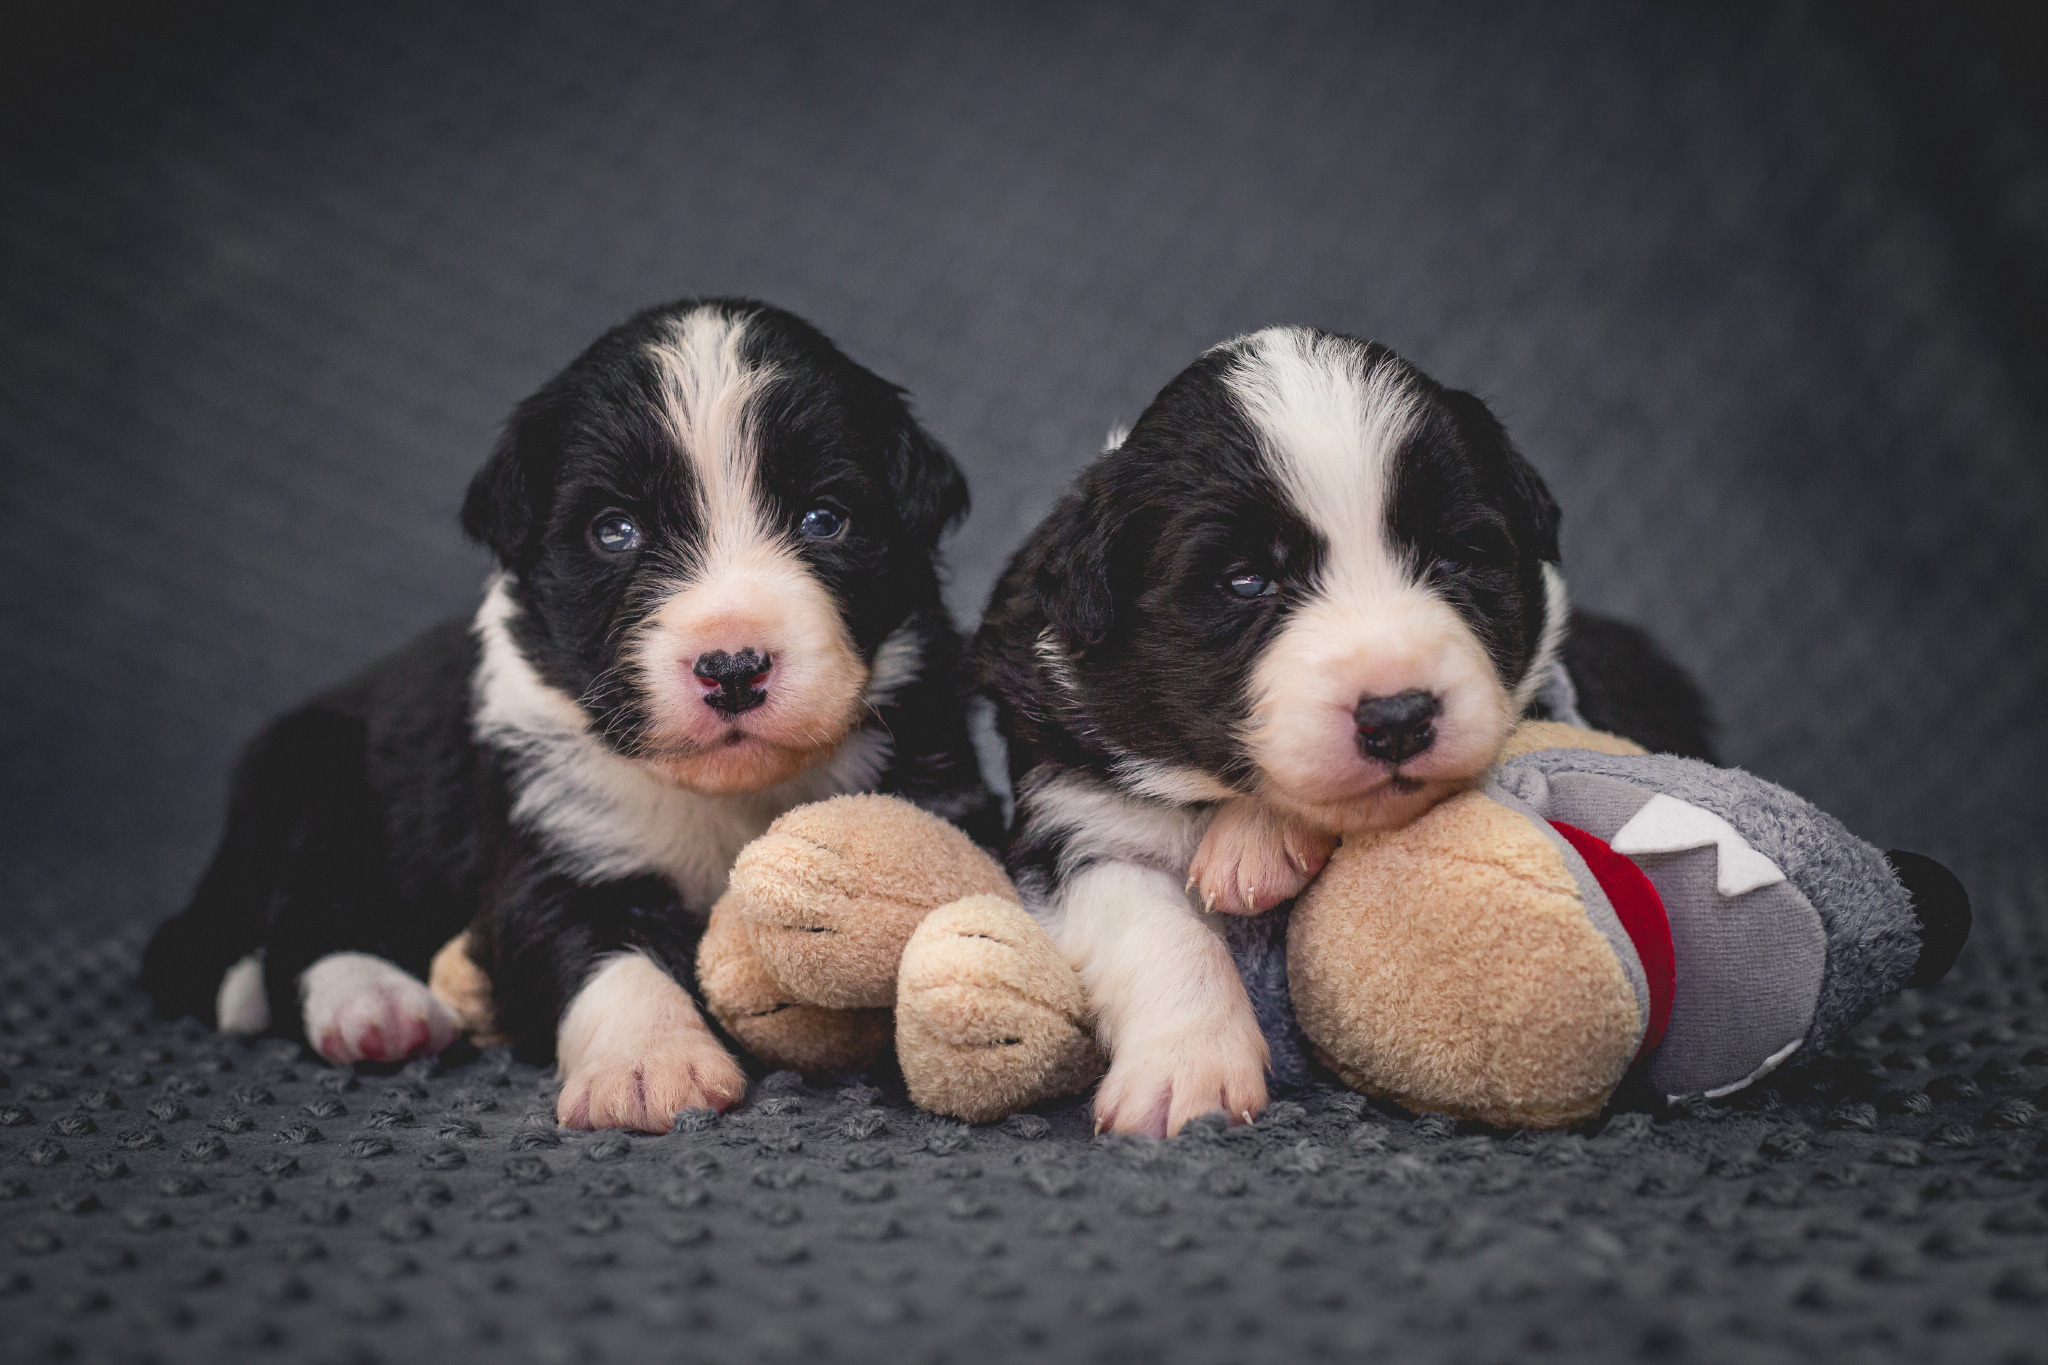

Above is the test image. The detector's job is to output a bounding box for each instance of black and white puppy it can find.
[142,298,996,1131]
[975,325,1711,1138]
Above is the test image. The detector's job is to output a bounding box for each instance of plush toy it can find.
[1282,722,1970,1126]
[429,795,1102,1123]
[429,724,1969,1130]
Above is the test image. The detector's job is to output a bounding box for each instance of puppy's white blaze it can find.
[1226,326,1422,602]
[1224,328,1514,828]
[647,308,782,575]
[633,309,870,790]
[473,577,891,907]
[216,951,270,1034]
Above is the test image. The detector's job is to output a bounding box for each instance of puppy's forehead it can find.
[1224,329,1421,528]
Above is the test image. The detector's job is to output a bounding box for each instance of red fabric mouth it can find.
[1550,821,1675,1061]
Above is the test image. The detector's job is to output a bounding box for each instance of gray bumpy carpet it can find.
[5,880,2048,1365]
[3,2,2047,1360]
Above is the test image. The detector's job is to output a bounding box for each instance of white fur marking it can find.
[1108,756,1239,806]
[647,308,782,575]
[1514,563,1573,715]
[472,577,891,908]
[1225,327,1422,602]
[1223,327,1514,827]
[1044,861,1269,1138]
[864,624,925,709]
[1017,769,1210,890]
[216,951,270,1035]
[299,952,459,1065]
[555,950,744,1131]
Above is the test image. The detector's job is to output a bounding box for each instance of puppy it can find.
[142,298,997,1131]
[974,325,1711,1137]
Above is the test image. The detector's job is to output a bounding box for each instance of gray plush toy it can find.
[1244,723,1970,1128]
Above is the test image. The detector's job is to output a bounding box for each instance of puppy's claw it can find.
[1190,798,1335,916]
[1092,1021,1269,1139]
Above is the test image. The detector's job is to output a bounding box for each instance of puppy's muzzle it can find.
[1355,690,1438,765]
[694,648,772,716]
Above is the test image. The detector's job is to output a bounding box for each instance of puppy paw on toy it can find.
[431,726,1969,1132]
[431,794,1103,1123]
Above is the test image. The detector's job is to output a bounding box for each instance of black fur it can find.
[1560,610,1718,762]
[142,299,995,1060]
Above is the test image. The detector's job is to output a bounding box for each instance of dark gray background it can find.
[3,6,2048,1363]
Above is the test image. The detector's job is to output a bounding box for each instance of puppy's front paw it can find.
[1093,1016,1269,1139]
[1188,799,1337,915]
[556,1030,745,1134]
[555,951,746,1133]
[300,952,462,1065]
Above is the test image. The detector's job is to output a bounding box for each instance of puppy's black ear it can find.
[887,419,970,549]
[1031,475,1125,650]
[462,392,563,570]
[1443,388,1560,563]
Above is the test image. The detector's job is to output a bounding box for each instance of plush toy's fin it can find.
[1886,851,1971,987]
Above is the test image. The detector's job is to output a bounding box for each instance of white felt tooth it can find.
[1610,793,1787,898]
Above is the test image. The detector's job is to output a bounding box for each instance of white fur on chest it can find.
[471,578,892,911]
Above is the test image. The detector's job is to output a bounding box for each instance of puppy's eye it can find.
[591,513,641,554]
[1431,555,1465,579]
[1224,569,1277,599]
[798,508,847,541]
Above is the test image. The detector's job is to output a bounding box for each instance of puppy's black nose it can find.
[694,649,771,715]
[1355,690,1439,765]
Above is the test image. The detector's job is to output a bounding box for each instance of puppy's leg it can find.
[465,873,749,1131]
[1187,798,1337,915]
[1048,862,1269,1138]
[300,952,462,1065]
[554,951,745,1133]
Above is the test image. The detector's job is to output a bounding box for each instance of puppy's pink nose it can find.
[693,649,771,715]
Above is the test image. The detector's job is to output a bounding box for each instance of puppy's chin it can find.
[634,691,865,794]
[642,735,840,794]
[1259,772,1482,837]
[1248,708,1512,837]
